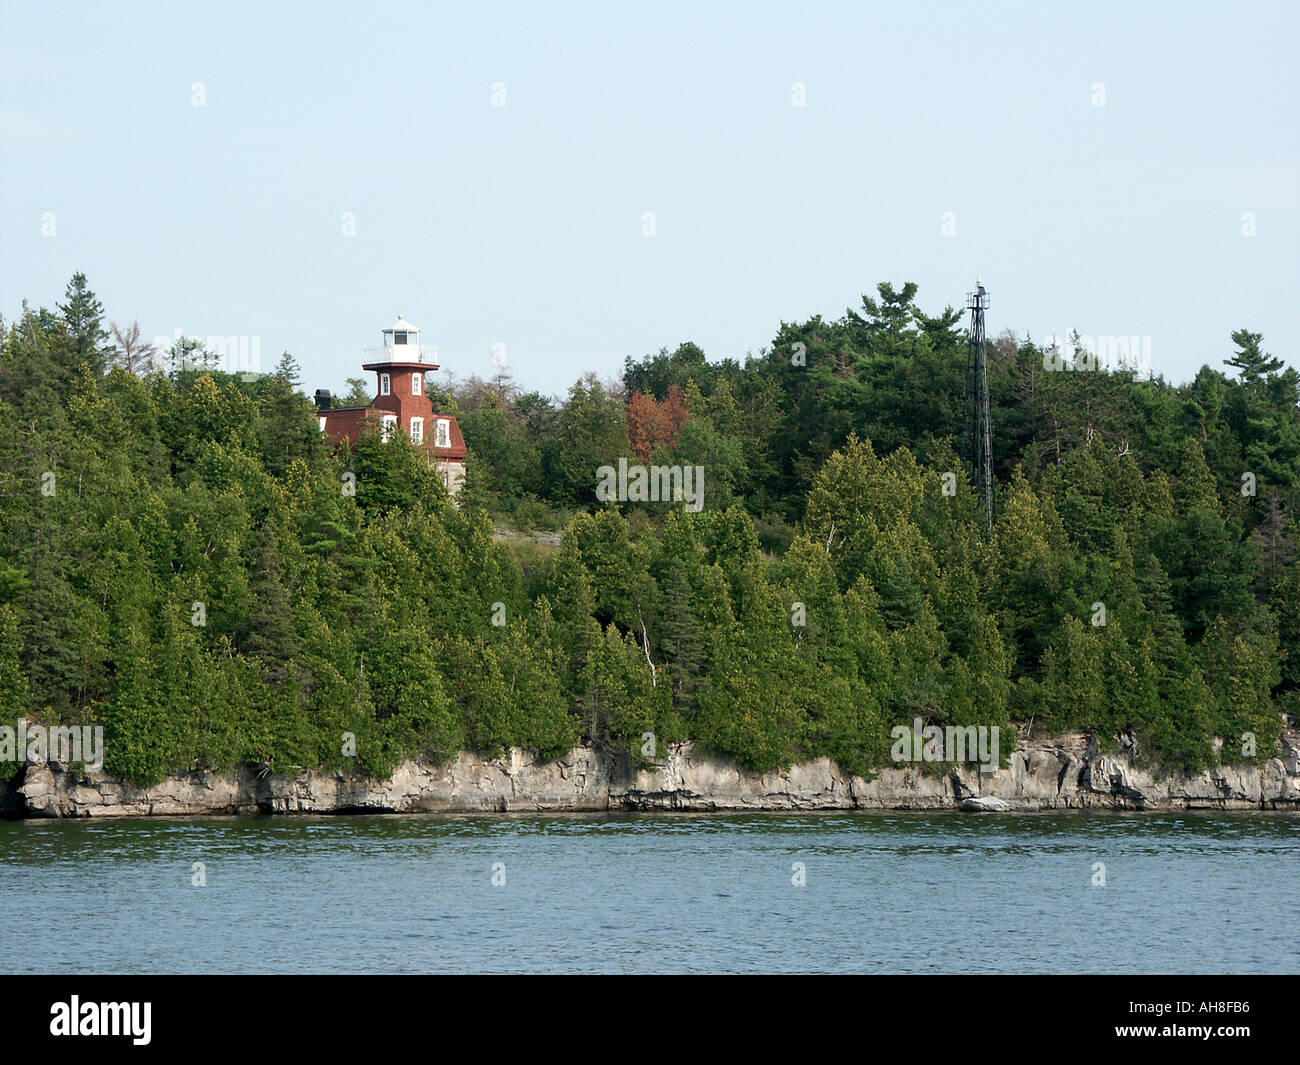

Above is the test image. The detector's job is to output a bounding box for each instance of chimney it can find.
[314,389,332,410]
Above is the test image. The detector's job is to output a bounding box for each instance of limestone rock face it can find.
[18,762,261,818]
[12,733,1300,818]
[622,749,853,810]
[257,748,617,814]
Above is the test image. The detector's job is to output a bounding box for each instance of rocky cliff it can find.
[9,729,1300,818]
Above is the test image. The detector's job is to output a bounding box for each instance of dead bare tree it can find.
[109,320,158,375]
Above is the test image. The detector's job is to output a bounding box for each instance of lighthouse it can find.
[315,315,468,498]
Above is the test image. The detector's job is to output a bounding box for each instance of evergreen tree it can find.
[57,272,109,376]
[551,377,630,504]
[273,351,303,388]
[0,604,28,735]
[1225,329,1284,388]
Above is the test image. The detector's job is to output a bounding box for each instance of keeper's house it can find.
[314,316,467,498]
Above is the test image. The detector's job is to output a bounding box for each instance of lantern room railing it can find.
[362,343,439,363]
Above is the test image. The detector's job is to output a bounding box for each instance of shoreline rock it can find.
[9,731,1300,819]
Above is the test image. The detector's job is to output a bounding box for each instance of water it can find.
[1,812,1295,973]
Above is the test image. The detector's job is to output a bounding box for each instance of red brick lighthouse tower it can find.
[315,315,468,497]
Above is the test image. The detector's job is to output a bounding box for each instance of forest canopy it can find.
[1,274,1296,786]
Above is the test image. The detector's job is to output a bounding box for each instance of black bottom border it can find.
[3,973,1293,1051]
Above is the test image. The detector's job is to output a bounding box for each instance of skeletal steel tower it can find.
[960,276,993,533]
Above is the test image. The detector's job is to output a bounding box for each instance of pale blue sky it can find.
[3,0,1297,398]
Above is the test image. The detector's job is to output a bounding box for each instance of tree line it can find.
[0,274,1295,786]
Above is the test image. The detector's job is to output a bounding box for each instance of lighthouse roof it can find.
[387,315,420,334]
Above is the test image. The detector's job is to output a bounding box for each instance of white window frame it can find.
[409,417,424,444]
[380,414,398,442]
[435,418,451,448]
[379,373,391,396]
[318,416,327,432]
[411,373,422,396]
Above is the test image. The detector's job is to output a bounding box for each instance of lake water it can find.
[1,812,1295,974]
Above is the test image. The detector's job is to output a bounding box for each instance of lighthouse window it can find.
[380,373,391,396]
[409,417,424,444]
[380,414,398,441]
[436,419,451,448]
[411,373,422,396]
[394,331,408,345]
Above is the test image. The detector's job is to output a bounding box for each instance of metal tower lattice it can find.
[960,277,993,533]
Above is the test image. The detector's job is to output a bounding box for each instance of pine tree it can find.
[551,377,630,505]
[659,562,707,711]
[578,622,669,763]
[273,351,303,388]
[369,618,464,770]
[239,525,299,685]
[57,272,109,376]
[1173,435,1221,512]
[338,377,372,407]
[1225,329,1283,388]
